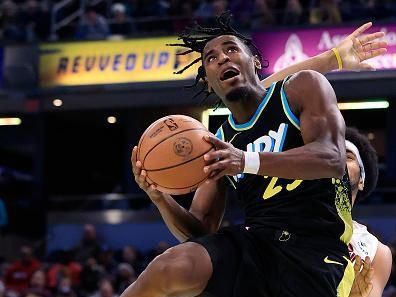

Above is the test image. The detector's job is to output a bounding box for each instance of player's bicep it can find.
[287,71,345,149]
[189,179,226,233]
[369,243,393,297]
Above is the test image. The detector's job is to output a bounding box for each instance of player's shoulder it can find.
[284,70,336,109]
[285,70,325,90]
[377,241,392,262]
[282,70,325,113]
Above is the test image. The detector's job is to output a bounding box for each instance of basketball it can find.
[137,115,215,195]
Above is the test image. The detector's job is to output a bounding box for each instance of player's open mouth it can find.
[220,68,240,81]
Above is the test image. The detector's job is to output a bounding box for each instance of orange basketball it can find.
[137,115,214,195]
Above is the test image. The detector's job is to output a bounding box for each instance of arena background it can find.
[0,0,395,297]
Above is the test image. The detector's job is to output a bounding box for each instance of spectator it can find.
[120,247,143,275]
[309,0,342,24]
[114,264,136,295]
[21,270,52,297]
[194,0,213,18]
[282,0,303,25]
[229,0,255,30]
[97,248,116,276]
[109,3,135,37]
[75,5,109,40]
[212,0,228,16]
[5,246,40,295]
[79,258,104,297]
[73,224,101,264]
[47,251,81,291]
[89,279,118,297]
[195,0,228,26]
[169,0,195,32]
[251,0,276,30]
[0,0,24,41]
[20,0,50,41]
[53,277,76,297]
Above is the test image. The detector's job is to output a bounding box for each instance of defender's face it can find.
[346,149,364,205]
[202,35,259,100]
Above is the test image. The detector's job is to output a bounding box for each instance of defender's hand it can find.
[131,146,164,202]
[337,22,387,71]
[349,256,374,297]
[203,135,245,181]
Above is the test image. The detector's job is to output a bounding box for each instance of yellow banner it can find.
[39,37,201,88]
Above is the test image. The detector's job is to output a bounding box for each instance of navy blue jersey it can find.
[215,78,353,245]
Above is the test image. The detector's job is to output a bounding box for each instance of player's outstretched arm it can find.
[261,22,387,88]
[350,256,374,297]
[368,242,393,297]
[203,70,345,180]
[132,146,226,242]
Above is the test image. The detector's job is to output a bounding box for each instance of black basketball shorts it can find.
[190,225,354,297]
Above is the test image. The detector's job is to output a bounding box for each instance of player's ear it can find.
[254,55,262,71]
[358,178,364,191]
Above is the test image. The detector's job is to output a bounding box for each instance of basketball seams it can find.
[147,172,210,192]
[137,116,170,161]
[145,146,214,172]
[141,128,209,168]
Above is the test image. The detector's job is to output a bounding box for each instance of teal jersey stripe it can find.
[228,82,276,131]
[281,77,300,130]
[215,126,225,141]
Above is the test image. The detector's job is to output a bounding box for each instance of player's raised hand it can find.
[131,146,164,202]
[336,22,387,71]
[202,135,244,181]
[349,256,374,297]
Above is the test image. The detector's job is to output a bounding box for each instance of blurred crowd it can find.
[0,224,172,297]
[1,0,396,42]
[0,223,395,297]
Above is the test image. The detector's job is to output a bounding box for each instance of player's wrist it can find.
[328,48,342,71]
[148,191,166,204]
[331,47,343,70]
[319,49,338,72]
[243,152,260,174]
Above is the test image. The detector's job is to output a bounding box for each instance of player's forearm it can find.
[153,195,208,242]
[261,50,337,88]
[257,142,345,180]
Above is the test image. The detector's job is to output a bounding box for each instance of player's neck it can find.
[226,85,267,124]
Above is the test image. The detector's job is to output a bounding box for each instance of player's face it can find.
[202,35,260,101]
[346,149,364,205]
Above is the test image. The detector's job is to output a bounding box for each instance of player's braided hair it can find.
[167,11,267,105]
[345,127,379,202]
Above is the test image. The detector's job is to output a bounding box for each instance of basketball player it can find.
[345,127,392,297]
[126,14,387,297]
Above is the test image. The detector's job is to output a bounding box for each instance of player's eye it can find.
[227,46,238,53]
[346,152,355,160]
[207,56,216,63]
